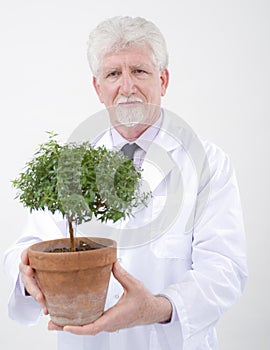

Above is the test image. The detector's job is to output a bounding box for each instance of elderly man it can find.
[4,16,247,350]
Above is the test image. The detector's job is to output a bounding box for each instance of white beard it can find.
[113,96,145,127]
[115,103,145,127]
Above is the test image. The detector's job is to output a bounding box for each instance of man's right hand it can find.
[19,248,48,315]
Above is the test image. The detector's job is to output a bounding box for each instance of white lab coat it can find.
[3,110,248,350]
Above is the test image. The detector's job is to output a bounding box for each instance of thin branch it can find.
[68,216,75,252]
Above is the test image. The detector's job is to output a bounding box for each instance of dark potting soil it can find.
[48,240,104,253]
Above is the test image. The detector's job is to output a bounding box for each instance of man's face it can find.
[93,45,169,136]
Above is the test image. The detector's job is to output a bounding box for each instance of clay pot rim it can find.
[28,237,117,270]
[29,237,116,254]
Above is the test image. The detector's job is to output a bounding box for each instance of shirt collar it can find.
[110,111,164,152]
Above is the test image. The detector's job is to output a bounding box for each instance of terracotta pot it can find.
[28,237,117,326]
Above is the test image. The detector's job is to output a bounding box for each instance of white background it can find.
[0,0,269,349]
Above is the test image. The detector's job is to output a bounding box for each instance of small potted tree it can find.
[12,132,149,326]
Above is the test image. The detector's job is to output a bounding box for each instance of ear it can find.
[160,69,169,97]
[93,76,104,103]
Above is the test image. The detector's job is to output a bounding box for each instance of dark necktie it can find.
[120,143,139,161]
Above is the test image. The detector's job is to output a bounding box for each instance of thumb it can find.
[21,248,29,265]
[112,262,138,291]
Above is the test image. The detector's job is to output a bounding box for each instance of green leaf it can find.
[12,132,151,234]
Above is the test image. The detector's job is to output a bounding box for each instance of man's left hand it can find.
[48,262,172,335]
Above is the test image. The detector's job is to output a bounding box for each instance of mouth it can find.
[118,101,143,107]
[116,96,144,108]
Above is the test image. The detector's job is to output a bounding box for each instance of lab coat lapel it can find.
[141,143,176,193]
[141,111,182,193]
[93,129,113,149]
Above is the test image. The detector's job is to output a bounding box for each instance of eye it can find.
[133,69,147,75]
[106,71,120,79]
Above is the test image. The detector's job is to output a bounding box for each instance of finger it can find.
[64,306,122,335]
[21,274,48,314]
[19,256,48,314]
[63,323,99,335]
[21,248,29,265]
[48,320,64,331]
[19,262,35,279]
[19,264,38,295]
[64,312,113,335]
[112,262,139,291]
[19,249,35,283]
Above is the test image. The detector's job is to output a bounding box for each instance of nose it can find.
[119,71,137,96]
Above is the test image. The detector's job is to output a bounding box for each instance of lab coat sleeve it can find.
[161,144,248,345]
[3,210,67,325]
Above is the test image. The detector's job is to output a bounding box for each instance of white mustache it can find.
[116,96,144,105]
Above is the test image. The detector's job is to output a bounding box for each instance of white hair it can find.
[87,16,169,76]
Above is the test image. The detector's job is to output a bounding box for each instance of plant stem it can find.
[68,217,75,252]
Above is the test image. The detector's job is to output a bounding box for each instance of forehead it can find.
[100,45,156,70]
